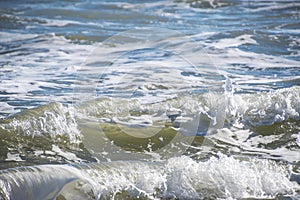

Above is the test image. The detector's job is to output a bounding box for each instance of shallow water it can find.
[0,0,300,199]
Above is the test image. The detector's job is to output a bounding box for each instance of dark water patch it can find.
[247,119,300,150]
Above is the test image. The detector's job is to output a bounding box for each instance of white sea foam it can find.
[51,145,83,162]
[208,128,300,163]
[6,103,81,144]
[1,28,298,114]
[0,32,39,43]
[5,152,24,162]
[0,34,93,107]
[292,132,300,147]
[0,102,15,116]
[2,85,299,146]
[231,86,300,124]
[0,154,298,199]
[212,34,258,49]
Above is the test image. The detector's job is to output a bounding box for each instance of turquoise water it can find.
[0,0,300,199]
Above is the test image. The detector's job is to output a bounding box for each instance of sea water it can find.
[0,0,299,199]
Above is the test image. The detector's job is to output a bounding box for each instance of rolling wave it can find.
[1,153,299,200]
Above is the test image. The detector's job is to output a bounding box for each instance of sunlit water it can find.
[0,0,299,199]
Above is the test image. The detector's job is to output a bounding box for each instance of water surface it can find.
[0,0,299,199]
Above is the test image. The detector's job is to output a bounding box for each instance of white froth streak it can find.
[244,2,300,13]
[212,34,258,49]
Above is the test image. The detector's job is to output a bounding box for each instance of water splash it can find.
[0,153,298,200]
[3,103,81,144]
